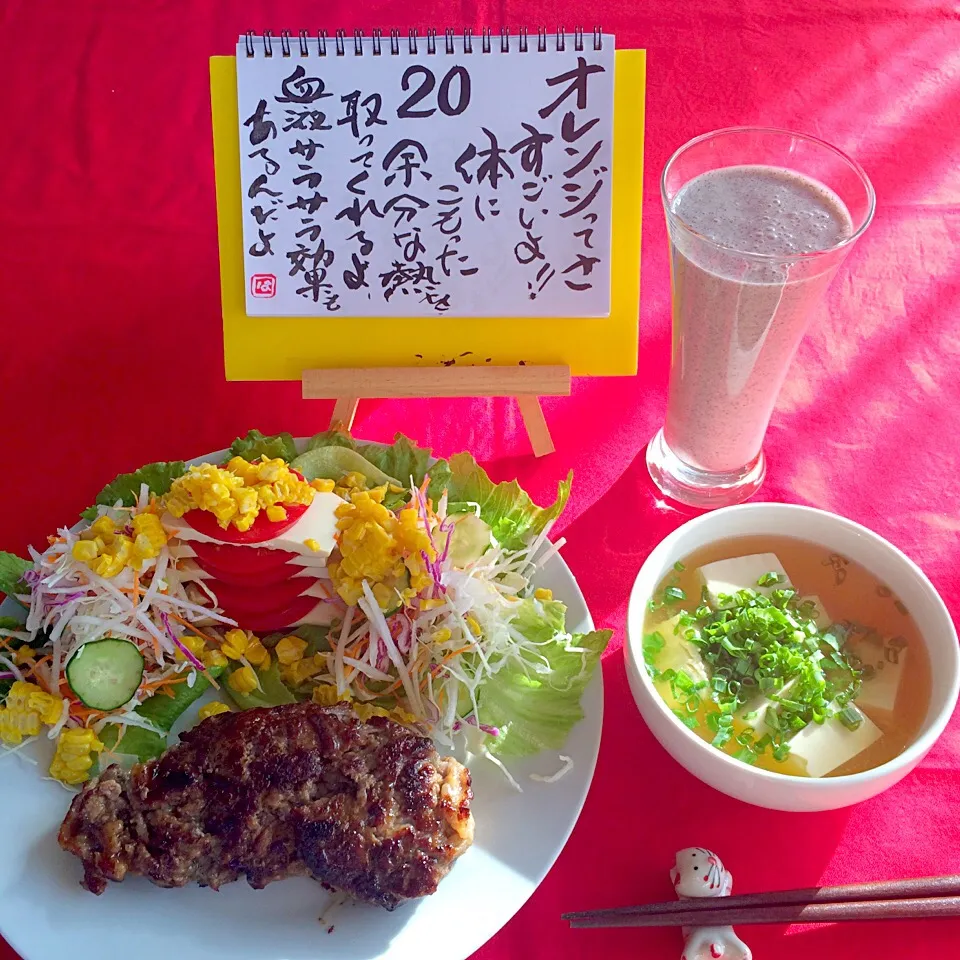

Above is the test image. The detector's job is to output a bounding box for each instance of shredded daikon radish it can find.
[529,755,574,783]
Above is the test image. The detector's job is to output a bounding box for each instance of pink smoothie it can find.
[664,164,854,474]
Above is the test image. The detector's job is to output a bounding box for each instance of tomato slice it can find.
[189,539,298,575]
[194,558,304,588]
[224,593,326,633]
[183,500,309,544]
[207,575,322,615]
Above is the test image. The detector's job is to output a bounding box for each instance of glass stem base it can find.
[646,428,766,509]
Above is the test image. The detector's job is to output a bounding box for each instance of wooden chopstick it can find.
[567,895,960,928]
[563,875,960,929]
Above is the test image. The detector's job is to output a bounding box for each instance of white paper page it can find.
[235,33,615,318]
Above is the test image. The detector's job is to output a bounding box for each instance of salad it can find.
[0,429,610,789]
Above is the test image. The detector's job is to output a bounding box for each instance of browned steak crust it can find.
[57,703,474,909]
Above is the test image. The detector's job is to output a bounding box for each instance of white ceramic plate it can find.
[0,443,602,960]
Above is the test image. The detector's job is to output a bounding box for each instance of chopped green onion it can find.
[674,561,686,572]
[838,706,863,731]
[664,586,686,603]
[673,708,699,730]
[642,631,666,665]
[653,572,865,755]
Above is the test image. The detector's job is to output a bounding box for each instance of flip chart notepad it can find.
[235,31,615,318]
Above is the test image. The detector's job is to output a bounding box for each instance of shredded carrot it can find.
[69,703,106,723]
[109,724,127,755]
[439,644,474,664]
[168,613,220,647]
[140,675,188,692]
[131,571,140,607]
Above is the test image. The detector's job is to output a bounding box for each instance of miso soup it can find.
[642,535,931,778]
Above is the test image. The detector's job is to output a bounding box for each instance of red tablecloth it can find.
[2,2,959,958]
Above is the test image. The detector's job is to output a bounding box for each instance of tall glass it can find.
[647,128,875,508]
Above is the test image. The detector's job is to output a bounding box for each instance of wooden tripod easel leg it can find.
[516,395,555,457]
[330,396,359,430]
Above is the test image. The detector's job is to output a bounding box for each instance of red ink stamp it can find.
[251,274,277,298]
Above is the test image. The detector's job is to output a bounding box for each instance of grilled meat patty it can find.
[58,702,474,909]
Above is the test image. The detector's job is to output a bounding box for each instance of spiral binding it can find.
[243,27,603,57]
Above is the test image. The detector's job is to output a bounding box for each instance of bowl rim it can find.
[626,502,960,789]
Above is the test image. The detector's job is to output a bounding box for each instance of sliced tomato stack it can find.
[184,505,329,632]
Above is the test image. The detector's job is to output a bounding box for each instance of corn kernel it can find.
[534,588,553,601]
[286,657,321,686]
[303,538,321,552]
[90,516,117,540]
[432,627,452,644]
[14,646,35,665]
[372,582,396,610]
[174,634,207,661]
[311,478,336,492]
[354,703,391,721]
[0,681,65,743]
[420,598,445,611]
[228,665,258,695]
[198,701,231,721]
[222,628,249,660]
[312,684,343,706]
[367,486,387,504]
[49,728,104,786]
[71,540,100,562]
[466,614,482,636]
[29,690,65,726]
[202,648,228,670]
[275,635,308,665]
[164,459,315,532]
[244,639,269,667]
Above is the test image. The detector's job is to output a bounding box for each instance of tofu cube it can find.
[651,614,709,686]
[736,679,796,734]
[698,554,791,608]
[787,703,883,778]
[848,633,908,720]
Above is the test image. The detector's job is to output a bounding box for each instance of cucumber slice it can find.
[66,638,145,711]
[291,446,399,486]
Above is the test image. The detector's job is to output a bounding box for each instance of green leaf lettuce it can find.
[222,660,297,711]
[229,428,299,463]
[81,461,186,522]
[99,665,225,763]
[0,553,32,599]
[446,453,572,551]
[477,624,612,758]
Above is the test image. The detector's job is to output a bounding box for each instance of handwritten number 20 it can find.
[397,66,471,118]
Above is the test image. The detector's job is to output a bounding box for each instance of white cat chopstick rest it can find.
[669,847,752,960]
